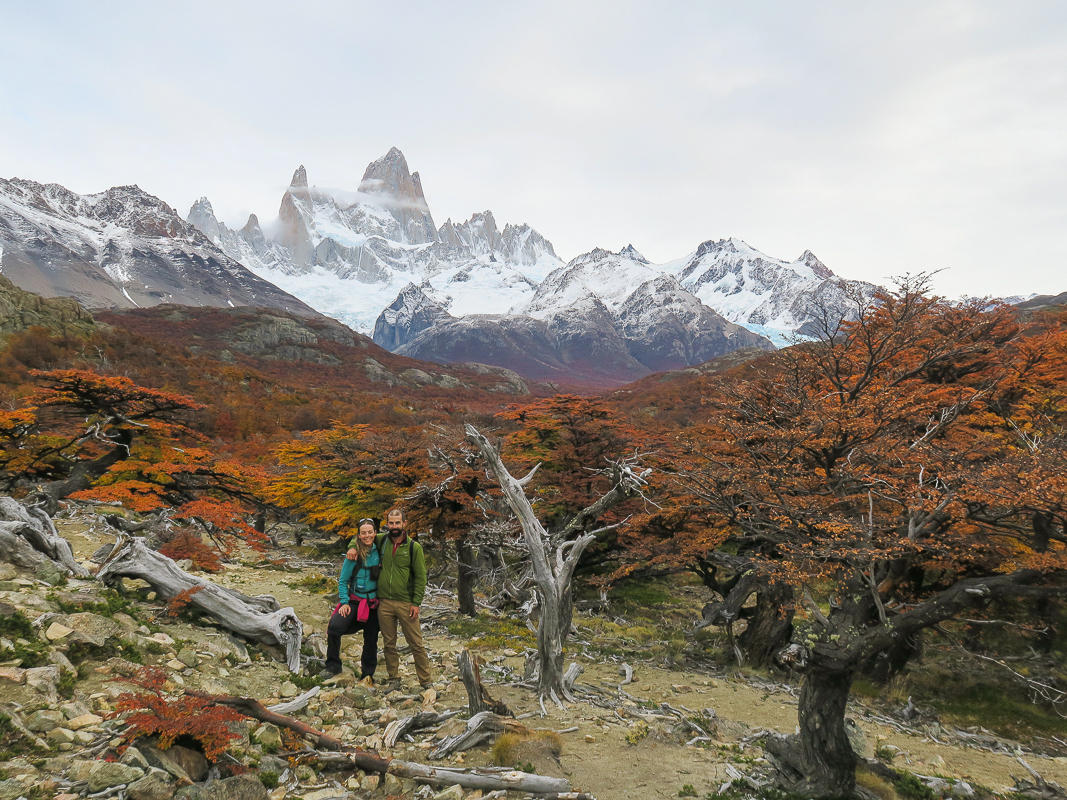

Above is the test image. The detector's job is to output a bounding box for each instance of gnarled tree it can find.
[678,279,1067,796]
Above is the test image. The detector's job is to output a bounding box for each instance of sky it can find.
[2,0,1066,298]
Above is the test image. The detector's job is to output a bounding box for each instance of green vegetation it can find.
[446,614,536,650]
[287,572,332,594]
[259,771,279,789]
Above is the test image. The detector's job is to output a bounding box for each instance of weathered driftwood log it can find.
[384,710,461,749]
[192,693,591,797]
[267,686,320,715]
[430,711,531,759]
[0,497,89,577]
[458,649,512,717]
[187,690,353,753]
[98,535,303,671]
[314,751,592,796]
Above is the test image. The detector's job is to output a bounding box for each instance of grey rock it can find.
[251,722,283,750]
[25,708,65,731]
[0,779,27,800]
[121,745,152,771]
[127,767,177,800]
[88,761,145,791]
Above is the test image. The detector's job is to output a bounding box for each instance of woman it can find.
[322,518,381,681]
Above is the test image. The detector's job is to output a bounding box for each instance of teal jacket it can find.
[375,533,426,607]
[337,545,381,606]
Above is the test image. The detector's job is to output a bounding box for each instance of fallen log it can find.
[267,686,320,715]
[313,751,592,797]
[187,690,358,755]
[0,497,89,577]
[384,710,461,748]
[97,534,303,671]
[458,649,512,717]
[191,692,592,797]
[430,710,530,759]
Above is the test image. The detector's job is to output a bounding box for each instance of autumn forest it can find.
[2,275,1067,797]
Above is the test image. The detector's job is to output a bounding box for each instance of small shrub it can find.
[625,720,650,745]
[679,785,697,797]
[287,573,331,594]
[891,771,938,800]
[0,609,35,640]
[875,745,897,763]
[111,667,245,761]
[160,530,223,573]
[57,670,78,699]
[165,586,205,619]
[259,771,279,789]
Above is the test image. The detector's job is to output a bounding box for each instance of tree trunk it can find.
[0,497,89,577]
[456,535,477,618]
[738,579,794,668]
[97,534,304,671]
[765,666,857,797]
[27,430,134,515]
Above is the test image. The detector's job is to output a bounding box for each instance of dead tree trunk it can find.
[458,649,511,716]
[456,534,478,618]
[97,534,304,671]
[466,424,648,704]
[0,497,89,577]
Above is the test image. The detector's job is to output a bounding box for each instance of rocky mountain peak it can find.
[357,148,437,245]
[618,244,649,263]
[796,249,834,279]
[290,165,308,188]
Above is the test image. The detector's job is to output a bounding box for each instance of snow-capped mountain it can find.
[0,178,316,315]
[664,238,875,340]
[389,246,775,385]
[185,147,871,384]
[189,148,562,333]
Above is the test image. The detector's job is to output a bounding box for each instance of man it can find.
[351,508,432,688]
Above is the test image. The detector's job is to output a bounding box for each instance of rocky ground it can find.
[2,510,1067,800]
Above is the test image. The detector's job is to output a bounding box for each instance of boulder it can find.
[88,761,145,791]
[139,741,209,783]
[128,768,177,800]
[175,774,268,800]
[252,722,283,751]
[25,708,65,732]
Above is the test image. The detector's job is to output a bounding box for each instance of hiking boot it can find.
[420,682,435,691]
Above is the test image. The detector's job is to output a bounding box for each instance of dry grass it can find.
[490,729,564,766]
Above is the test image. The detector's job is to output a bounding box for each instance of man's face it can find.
[386,513,405,536]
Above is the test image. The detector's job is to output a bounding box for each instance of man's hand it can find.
[346,548,357,560]
[409,605,420,620]
[339,603,351,617]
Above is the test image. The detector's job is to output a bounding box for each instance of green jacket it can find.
[375,533,426,606]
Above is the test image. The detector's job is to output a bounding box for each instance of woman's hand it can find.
[338,603,351,617]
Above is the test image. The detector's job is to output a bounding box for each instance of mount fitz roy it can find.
[188,147,874,385]
[0,147,875,386]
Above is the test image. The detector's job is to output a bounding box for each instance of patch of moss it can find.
[445,614,536,650]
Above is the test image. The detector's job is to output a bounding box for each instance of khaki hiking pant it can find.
[377,598,432,684]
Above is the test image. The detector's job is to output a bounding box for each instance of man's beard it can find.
[388,528,404,539]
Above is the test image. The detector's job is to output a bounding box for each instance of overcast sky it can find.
[3,1,1065,298]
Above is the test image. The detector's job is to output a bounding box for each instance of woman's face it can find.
[358,523,376,544]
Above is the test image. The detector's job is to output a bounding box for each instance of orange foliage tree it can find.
[0,369,265,550]
[672,279,1067,796]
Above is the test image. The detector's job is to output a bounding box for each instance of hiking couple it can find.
[322,508,433,689]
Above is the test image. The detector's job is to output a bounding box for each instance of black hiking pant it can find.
[325,601,380,678]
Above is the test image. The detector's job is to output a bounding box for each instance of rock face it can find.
[189,149,562,334]
[0,272,96,340]
[373,282,454,350]
[0,177,317,316]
